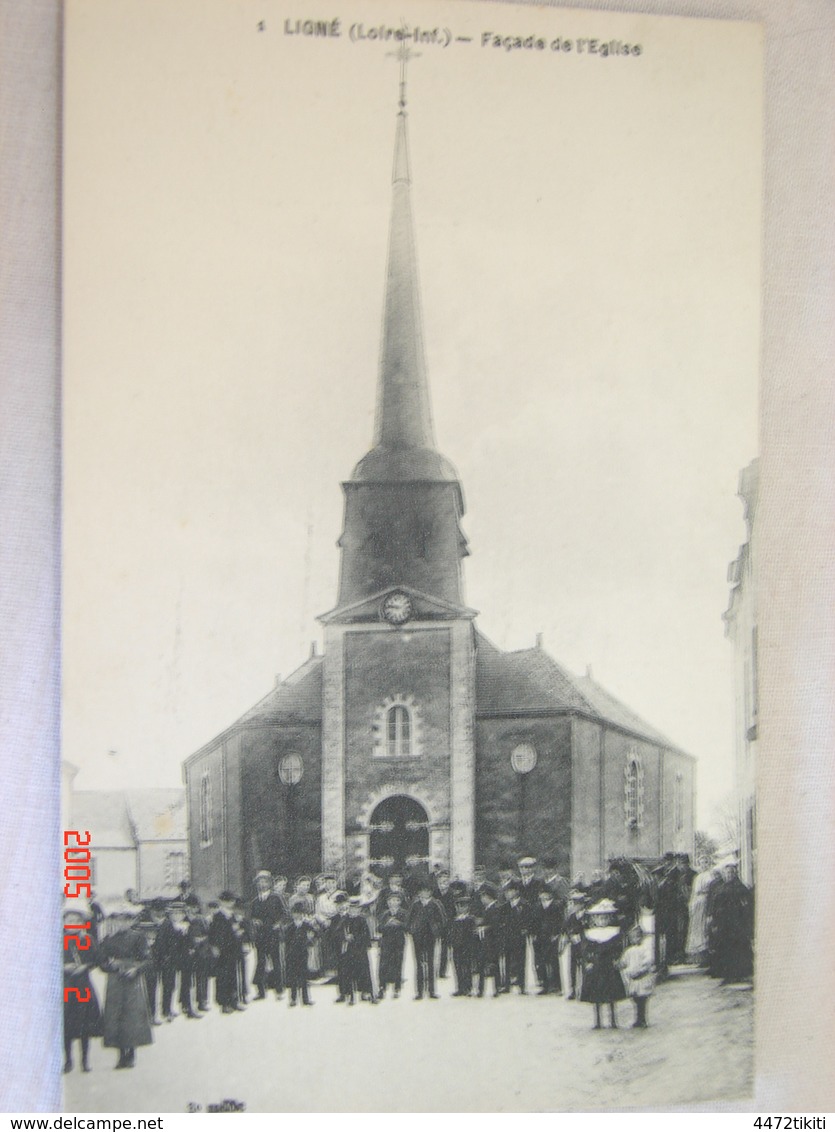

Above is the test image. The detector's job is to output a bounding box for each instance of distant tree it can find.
[694,830,719,869]
[709,793,741,855]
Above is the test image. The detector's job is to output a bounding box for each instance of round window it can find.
[278,753,303,785]
[511,743,537,774]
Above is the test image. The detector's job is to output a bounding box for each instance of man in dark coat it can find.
[185,895,212,1012]
[99,907,154,1069]
[377,892,408,998]
[474,885,504,998]
[517,856,544,908]
[249,870,286,1000]
[503,881,532,993]
[450,894,476,997]
[154,902,198,1021]
[435,870,457,979]
[135,900,166,1025]
[708,861,754,982]
[533,888,564,994]
[209,892,245,1013]
[341,897,375,1004]
[407,882,446,1000]
[284,899,317,1006]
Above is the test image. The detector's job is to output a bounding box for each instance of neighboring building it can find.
[183,75,696,898]
[70,788,188,901]
[724,458,759,886]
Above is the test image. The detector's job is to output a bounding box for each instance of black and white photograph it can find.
[58,0,763,1112]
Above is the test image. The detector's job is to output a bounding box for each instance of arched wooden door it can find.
[368,795,430,874]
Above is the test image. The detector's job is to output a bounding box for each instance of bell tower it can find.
[335,50,468,610]
[320,55,476,882]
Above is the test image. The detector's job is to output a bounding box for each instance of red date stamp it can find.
[63,829,92,1003]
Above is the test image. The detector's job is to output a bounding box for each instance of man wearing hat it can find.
[154,901,199,1021]
[250,870,285,1000]
[450,890,477,997]
[284,897,318,1006]
[209,892,245,1013]
[560,889,588,1000]
[517,856,544,906]
[407,881,446,1000]
[99,904,154,1068]
[377,889,408,999]
[474,885,503,998]
[434,869,456,979]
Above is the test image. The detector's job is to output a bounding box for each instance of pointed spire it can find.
[372,48,434,455]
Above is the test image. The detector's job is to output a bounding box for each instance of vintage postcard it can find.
[61,0,761,1112]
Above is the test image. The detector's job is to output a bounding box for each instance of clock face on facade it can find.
[381,591,413,625]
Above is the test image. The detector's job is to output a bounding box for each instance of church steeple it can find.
[335,60,468,608]
[352,50,454,484]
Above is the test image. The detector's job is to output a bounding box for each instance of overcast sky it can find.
[63,0,761,833]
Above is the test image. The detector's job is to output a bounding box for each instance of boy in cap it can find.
[534,888,563,994]
[474,885,503,998]
[407,881,446,1000]
[377,891,408,999]
[208,892,245,1013]
[284,898,317,1006]
[502,880,531,993]
[450,892,476,997]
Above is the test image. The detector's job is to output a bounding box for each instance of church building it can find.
[183,72,695,896]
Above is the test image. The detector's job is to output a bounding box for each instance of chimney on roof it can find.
[274,673,282,687]
[310,640,319,658]
[586,664,593,680]
[535,633,543,649]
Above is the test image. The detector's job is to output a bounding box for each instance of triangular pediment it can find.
[318,585,477,626]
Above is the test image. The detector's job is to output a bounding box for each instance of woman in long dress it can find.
[63,907,102,1073]
[686,865,719,963]
[99,906,154,1069]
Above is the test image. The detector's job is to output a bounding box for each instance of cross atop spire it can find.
[389,40,420,113]
[387,40,420,184]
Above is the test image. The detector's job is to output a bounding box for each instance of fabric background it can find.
[1,0,832,1112]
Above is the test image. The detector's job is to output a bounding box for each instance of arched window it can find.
[624,754,644,831]
[372,695,421,758]
[387,704,411,758]
[199,773,212,846]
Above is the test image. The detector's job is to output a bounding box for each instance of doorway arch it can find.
[368,795,430,874]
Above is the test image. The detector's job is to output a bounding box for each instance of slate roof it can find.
[72,791,135,849]
[475,633,684,752]
[72,789,188,846]
[125,788,187,842]
[237,654,324,725]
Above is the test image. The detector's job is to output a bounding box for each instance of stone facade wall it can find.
[239,721,322,884]
[474,715,573,875]
[342,624,453,876]
[185,740,228,901]
[571,716,604,878]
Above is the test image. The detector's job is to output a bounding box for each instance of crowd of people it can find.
[62,852,755,1072]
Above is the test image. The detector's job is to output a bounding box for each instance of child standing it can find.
[618,924,656,1028]
[580,898,626,1029]
[377,892,407,999]
[284,898,317,1006]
